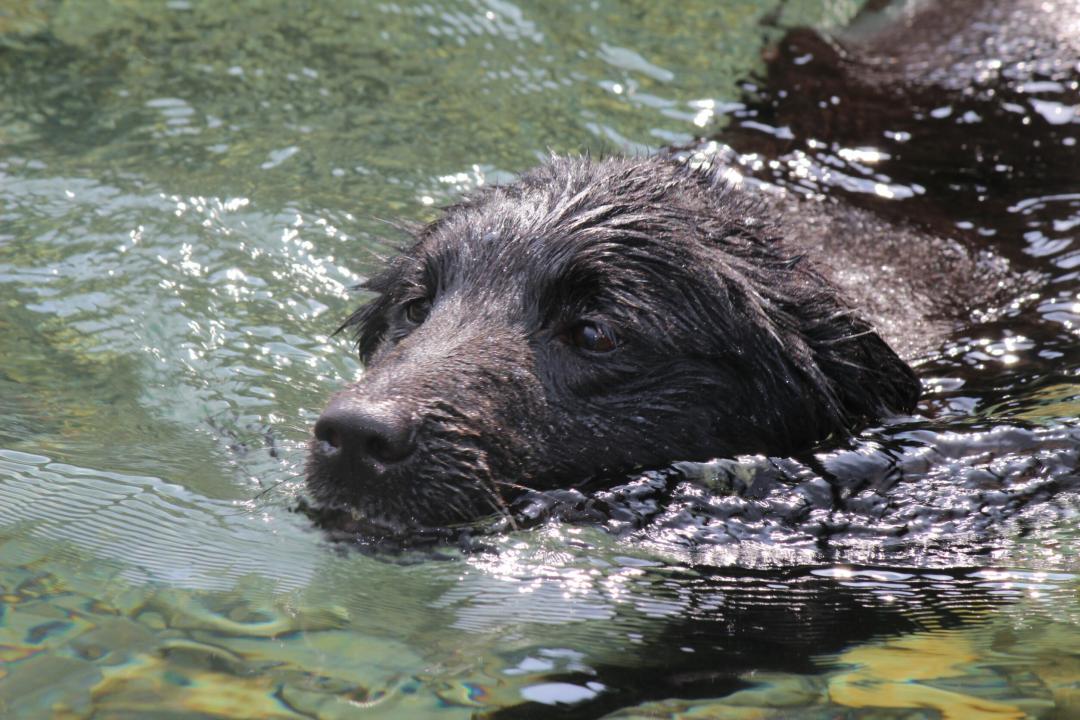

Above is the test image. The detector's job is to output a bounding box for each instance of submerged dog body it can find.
[306,156,926,529]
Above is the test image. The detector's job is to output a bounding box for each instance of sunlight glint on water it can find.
[0,0,1078,717]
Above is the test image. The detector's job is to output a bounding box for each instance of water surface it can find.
[1,1,1078,717]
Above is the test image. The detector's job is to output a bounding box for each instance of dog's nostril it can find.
[313,402,416,465]
[315,422,342,450]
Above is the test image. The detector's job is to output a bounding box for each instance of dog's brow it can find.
[535,245,609,324]
[419,241,461,293]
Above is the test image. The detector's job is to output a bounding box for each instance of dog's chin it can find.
[302,461,515,541]
[297,491,502,547]
[299,497,443,537]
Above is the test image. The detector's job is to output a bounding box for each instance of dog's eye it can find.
[568,321,617,353]
[403,298,431,325]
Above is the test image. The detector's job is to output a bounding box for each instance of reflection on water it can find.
[2,516,1077,717]
[1,0,1079,717]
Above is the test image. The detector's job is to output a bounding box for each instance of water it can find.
[1,1,1077,717]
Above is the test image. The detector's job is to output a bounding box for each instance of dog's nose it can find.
[313,400,416,466]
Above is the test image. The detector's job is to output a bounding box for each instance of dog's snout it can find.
[314,400,417,466]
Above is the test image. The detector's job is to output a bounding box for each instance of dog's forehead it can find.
[421,179,688,286]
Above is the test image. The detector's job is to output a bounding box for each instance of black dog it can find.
[305,156,946,530]
[305,1,1044,532]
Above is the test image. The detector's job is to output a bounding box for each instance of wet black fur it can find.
[306,156,919,529]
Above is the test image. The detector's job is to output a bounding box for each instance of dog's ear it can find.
[336,294,391,363]
[706,235,920,449]
[335,260,407,363]
[804,310,921,426]
[762,258,921,433]
[334,221,425,364]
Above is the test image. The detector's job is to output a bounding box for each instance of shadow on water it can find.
[482,564,1055,719]
[718,6,1080,252]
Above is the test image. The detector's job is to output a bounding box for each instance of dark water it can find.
[1,1,1078,718]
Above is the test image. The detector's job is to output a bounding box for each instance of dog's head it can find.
[306,156,919,531]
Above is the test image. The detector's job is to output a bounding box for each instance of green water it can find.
[1,1,1078,718]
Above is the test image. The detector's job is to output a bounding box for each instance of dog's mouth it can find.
[300,448,685,547]
[294,493,479,544]
[303,435,526,536]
